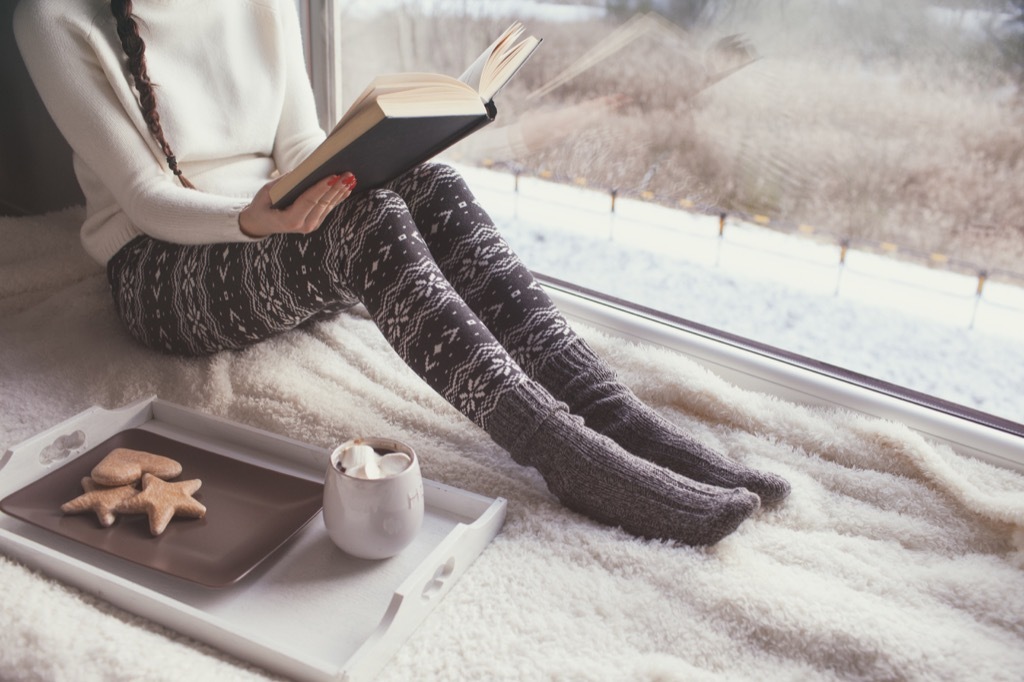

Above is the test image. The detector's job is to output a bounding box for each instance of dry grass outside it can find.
[338,5,1024,275]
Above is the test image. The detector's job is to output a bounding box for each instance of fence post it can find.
[969,270,988,330]
[835,238,850,296]
[607,189,618,241]
[512,170,521,220]
[715,213,727,267]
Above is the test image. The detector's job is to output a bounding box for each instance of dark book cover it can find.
[271,102,497,209]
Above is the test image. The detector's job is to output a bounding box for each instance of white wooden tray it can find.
[0,397,507,681]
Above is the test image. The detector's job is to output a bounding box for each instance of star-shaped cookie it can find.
[61,476,138,527]
[115,473,207,536]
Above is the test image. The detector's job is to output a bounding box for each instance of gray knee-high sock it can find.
[531,340,791,505]
[483,380,760,546]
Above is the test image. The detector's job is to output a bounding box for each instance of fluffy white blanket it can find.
[2,208,1023,682]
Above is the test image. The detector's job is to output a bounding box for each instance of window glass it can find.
[334,1,1024,425]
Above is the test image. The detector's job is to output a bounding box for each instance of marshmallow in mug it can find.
[339,442,413,480]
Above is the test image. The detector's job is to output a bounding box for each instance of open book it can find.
[270,22,541,208]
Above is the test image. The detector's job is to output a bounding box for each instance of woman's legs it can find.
[387,163,790,503]
[107,233,359,356]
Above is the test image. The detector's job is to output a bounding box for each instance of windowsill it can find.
[542,275,1024,474]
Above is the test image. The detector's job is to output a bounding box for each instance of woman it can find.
[14,0,788,546]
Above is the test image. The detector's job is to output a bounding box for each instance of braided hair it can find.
[109,0,195,189]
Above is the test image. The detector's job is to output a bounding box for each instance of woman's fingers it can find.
[300,181,337,232]
[293,172,357,234]
[299,171,360,232]
[239,172,357,238]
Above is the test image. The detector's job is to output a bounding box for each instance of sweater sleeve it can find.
[14,1,258,246]
[271,0,329,173]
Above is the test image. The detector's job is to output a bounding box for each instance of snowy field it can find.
[453,163,1024,425]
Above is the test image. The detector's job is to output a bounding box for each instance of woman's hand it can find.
[239,172,357,238]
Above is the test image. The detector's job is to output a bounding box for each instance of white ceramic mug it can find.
[322,437,424,560]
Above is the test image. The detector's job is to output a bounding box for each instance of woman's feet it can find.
[532,340,791,505]
[485,381,760,546]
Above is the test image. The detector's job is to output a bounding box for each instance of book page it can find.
[376,82,484,118]
[479,34,541,102]
[331,73,472,133]
[459,22,524,94]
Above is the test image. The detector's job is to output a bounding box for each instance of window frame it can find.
[541,275,1024,474]
[297,0,344,130]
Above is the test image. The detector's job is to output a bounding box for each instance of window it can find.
[308,1,1024,435]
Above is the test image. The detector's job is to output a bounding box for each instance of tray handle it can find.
[419,555,457,601]
[342,496,507,681]
[0,397,157,492]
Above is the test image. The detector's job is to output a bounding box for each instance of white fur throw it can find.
[2,208,1023,682]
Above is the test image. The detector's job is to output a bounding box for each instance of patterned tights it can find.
[107,163,577,427]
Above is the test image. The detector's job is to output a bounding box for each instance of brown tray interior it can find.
[0,428,324,588]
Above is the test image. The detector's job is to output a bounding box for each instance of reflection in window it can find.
[334,1,1024,425]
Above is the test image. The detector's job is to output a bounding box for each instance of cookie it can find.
[115,473,206,536]
[61,476,138,527]
[91,447,183,486]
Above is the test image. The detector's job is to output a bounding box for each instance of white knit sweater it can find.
[14,0,326,265]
